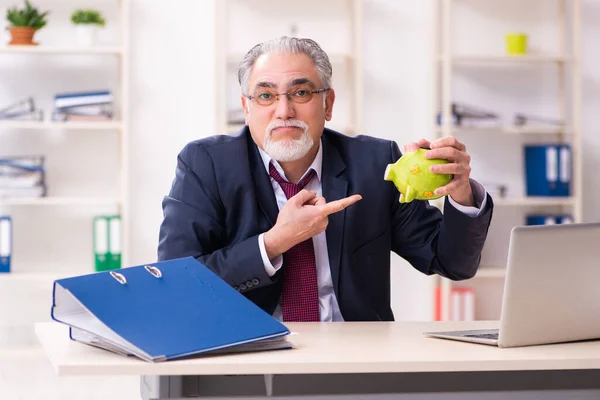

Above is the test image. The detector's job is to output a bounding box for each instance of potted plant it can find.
[71,9,105,47]
[5,0,49,46]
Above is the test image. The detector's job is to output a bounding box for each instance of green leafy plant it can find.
[6,0,49,29]
[71,9,105,27]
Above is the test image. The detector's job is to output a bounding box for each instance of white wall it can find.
[127,0,437,321]
[128,0,215,265]
[128,0,600,321]
[439,0,600,320]
[0,1,598,398]
[0,0,122,275]
[3,0,595,321]
[362,0,437,320]
[581,0,600,222]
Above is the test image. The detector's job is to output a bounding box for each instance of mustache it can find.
[266,119,309,135]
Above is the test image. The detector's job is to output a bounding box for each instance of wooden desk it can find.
[35,321,600,399]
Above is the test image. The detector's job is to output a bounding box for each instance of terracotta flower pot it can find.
[8,27,38,46]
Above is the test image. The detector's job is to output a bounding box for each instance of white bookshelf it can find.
[226,121,357,136]
[0,271,65,281]
[0,0,130,351]
[433,0,582,321]
[473,266,506,279]
[226,52,353,66]
[0,196,120,206]
[436,125,573,135]
[0,120,123,130]
[439,54,574,65]
[0,272,65,298]
[0,45,123,55]
[215,0,363,137]
[493,196,576,207]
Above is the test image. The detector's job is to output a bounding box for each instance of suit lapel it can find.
[247,130,279,226]
[321,132,348,297]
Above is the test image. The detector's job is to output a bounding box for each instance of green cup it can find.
[506,33,528,55]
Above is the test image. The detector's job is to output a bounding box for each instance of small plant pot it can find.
[8,27,38,46]
[75,24,98,47]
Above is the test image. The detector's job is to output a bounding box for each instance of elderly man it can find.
[158,36,493,322]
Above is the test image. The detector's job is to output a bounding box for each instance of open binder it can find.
[51,257,292,362]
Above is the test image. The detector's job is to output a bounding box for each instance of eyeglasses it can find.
[245,88,330,106]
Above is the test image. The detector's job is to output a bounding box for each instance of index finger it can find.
[320,194,362,216]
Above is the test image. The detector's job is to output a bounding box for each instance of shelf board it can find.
[437,125,572,135]
[474,266,506,279]
[0,272,65,282]
[493,197,575,207]
[0,197,120,206]
[439,55,573,65]
[0,45,123,55]
[0,120,122,131]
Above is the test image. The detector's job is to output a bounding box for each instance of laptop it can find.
[424,222,600,348]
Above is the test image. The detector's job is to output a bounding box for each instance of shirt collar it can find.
[257,139,323,183]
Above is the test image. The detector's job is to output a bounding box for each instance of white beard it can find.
[264,119,314,162]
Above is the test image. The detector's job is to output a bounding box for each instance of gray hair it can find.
[238,36,333,94]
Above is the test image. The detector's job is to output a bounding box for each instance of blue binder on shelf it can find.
[0,216,11,273]
[50,257,292,362]
[524,144,571,197]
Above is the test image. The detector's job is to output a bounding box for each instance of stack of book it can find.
[0,156,46,199]
[450,287,475,321]
[51,90,114,122]
[0,98,44,121]
[513,113,564,128]
[437,102,501,128]
[437,103,566,130]
[433,286,476,321]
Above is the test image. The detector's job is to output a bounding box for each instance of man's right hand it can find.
[263,189,362,260]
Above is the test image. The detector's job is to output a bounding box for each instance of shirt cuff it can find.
[258,233,283,277]
[447,179,488,218]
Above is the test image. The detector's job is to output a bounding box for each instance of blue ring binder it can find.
[50,257,292,362]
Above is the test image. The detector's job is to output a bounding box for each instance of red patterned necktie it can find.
[268,162,320,322]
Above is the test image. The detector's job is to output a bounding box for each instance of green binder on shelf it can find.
[93,216,109,272]
[108,215,122,271]
[93,215,121,272]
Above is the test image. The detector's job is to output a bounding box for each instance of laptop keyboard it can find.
[464,333,499,340]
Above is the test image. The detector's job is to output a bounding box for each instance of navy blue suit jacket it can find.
[158,128,493,321]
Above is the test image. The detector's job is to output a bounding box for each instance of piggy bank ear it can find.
[384,164,395,181]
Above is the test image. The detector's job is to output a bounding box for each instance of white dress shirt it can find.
[256,140,488,322]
